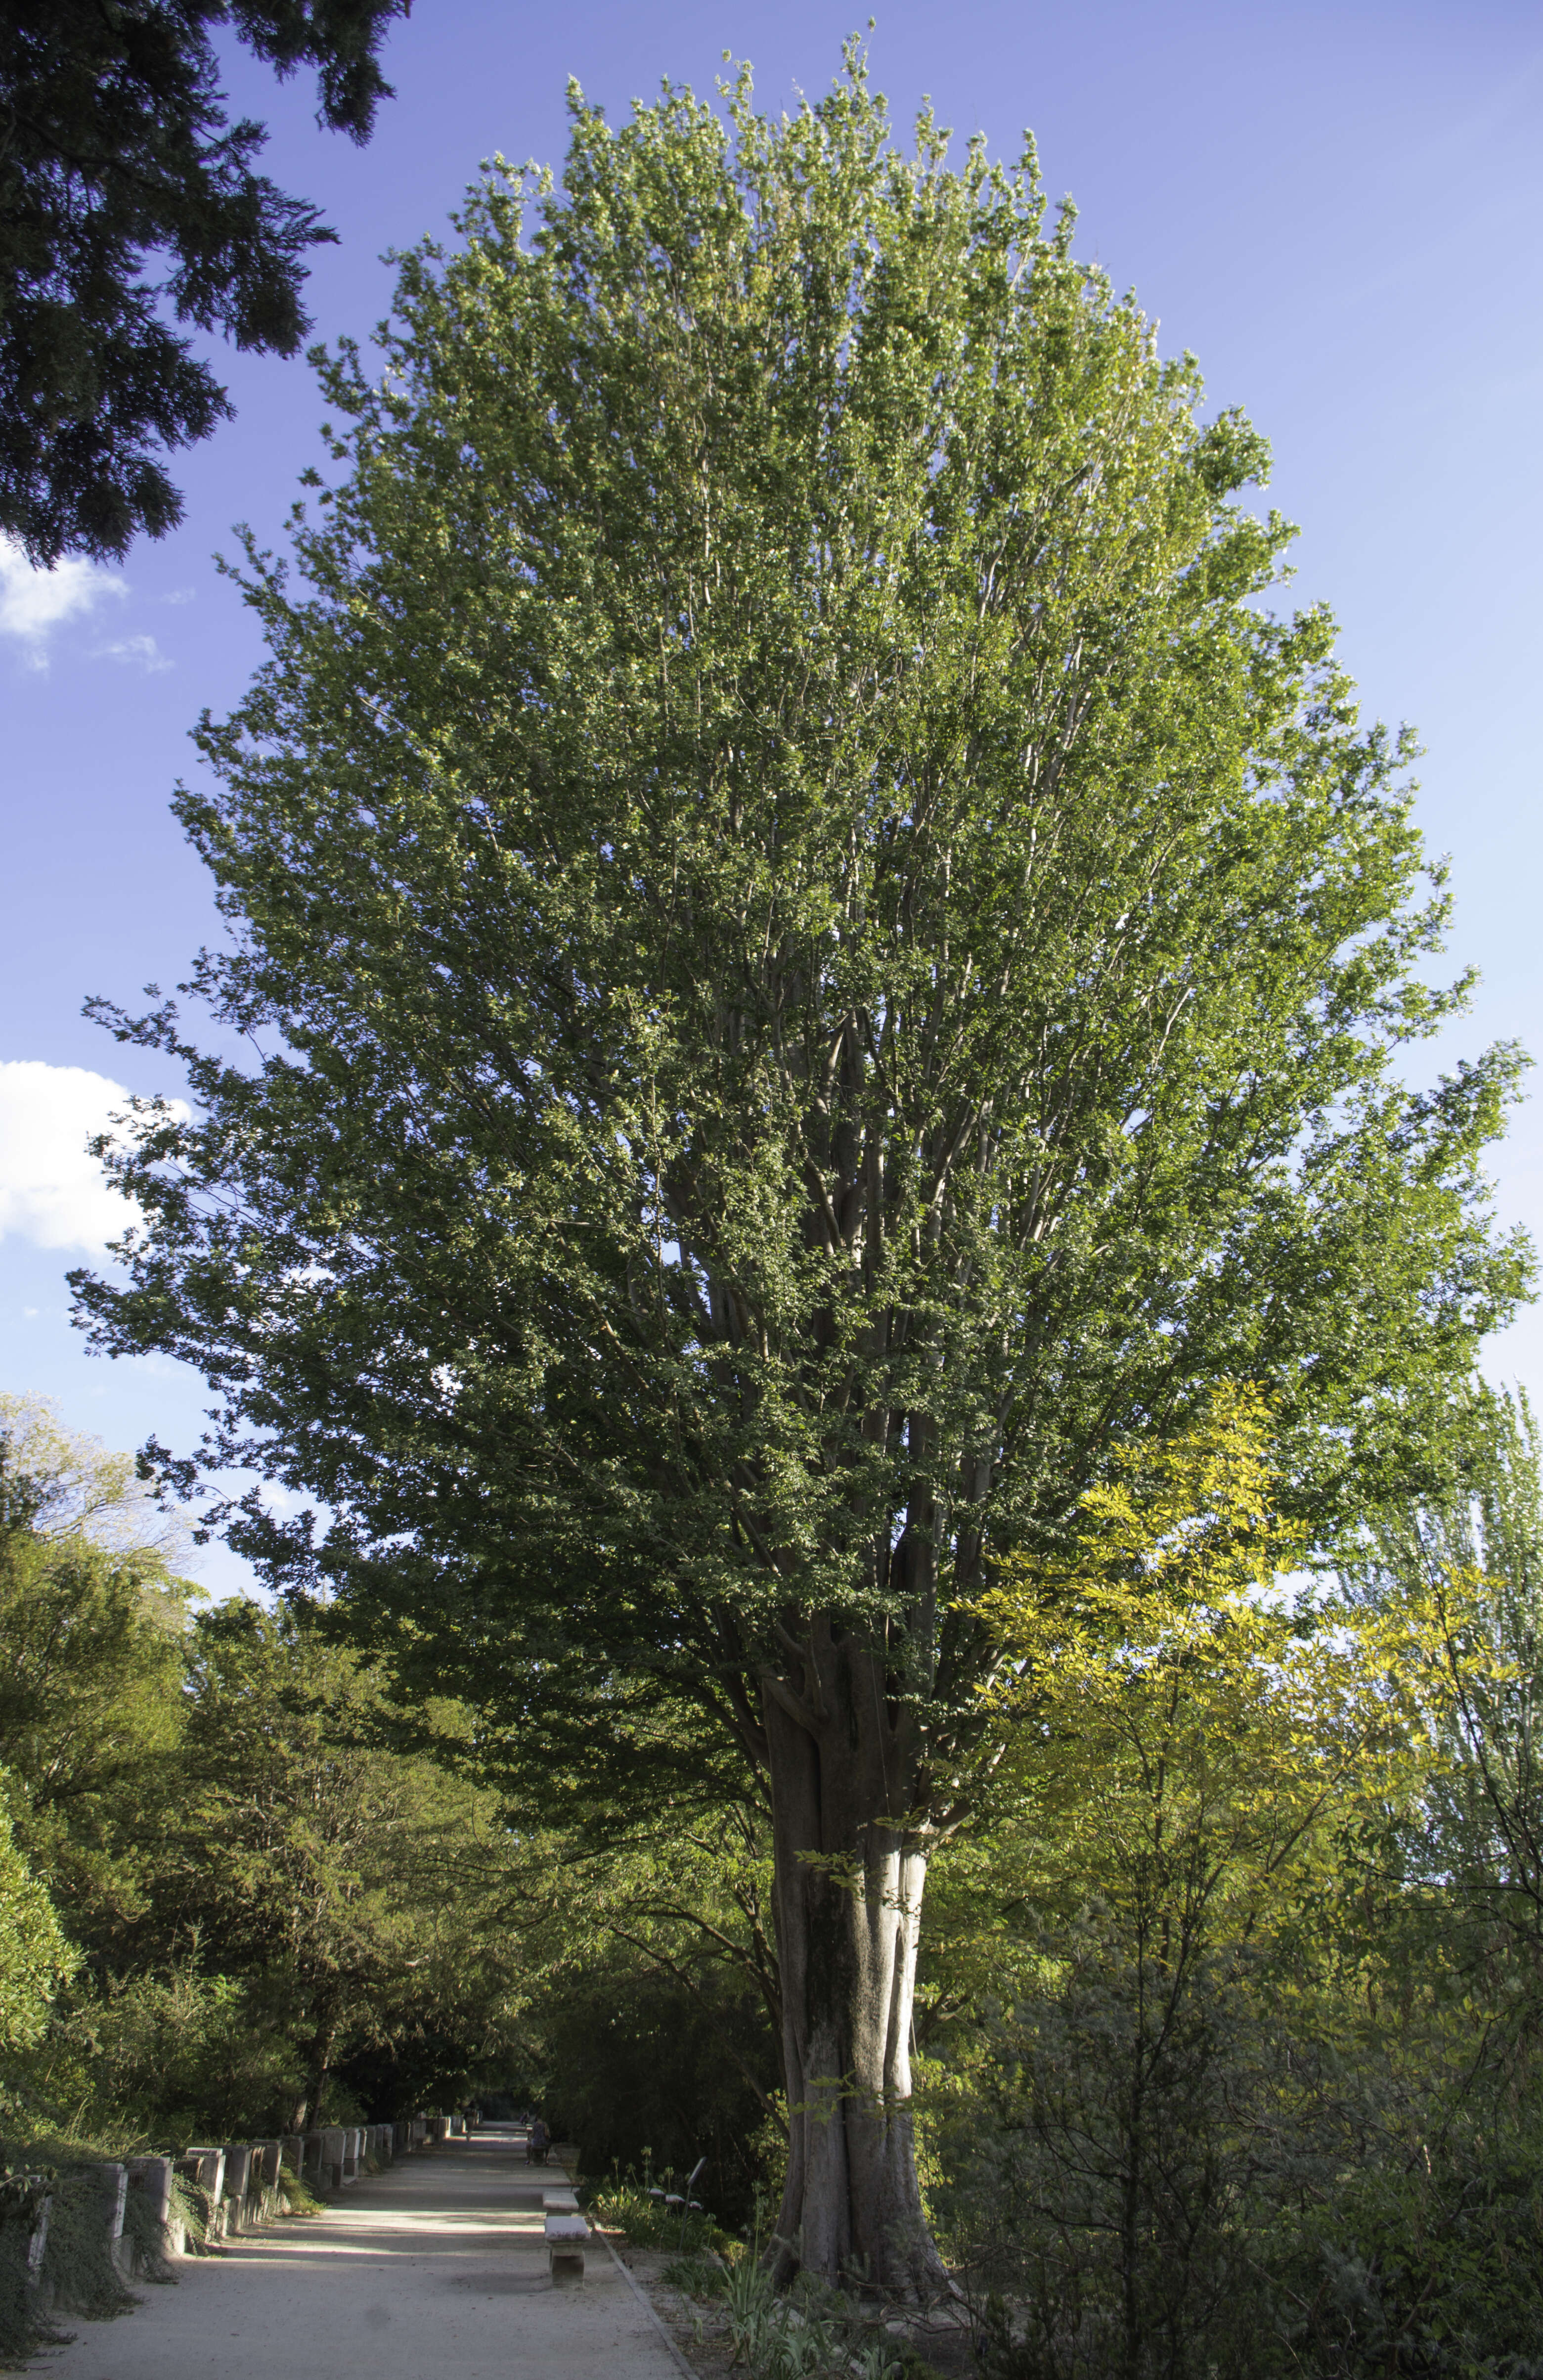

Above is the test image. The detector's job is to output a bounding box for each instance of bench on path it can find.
[544,2210,589,2283]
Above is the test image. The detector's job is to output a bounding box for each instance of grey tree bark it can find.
[761,1630,949,2299]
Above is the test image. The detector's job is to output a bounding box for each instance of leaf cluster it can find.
[0,0,407,561]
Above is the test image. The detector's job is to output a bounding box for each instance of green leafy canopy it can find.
[76,49,1531,1821]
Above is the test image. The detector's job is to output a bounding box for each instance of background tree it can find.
[1347,1387,1543,1970]
[936,1396,1543,2380]
[0,1396,524,2144]
[492,1795,786,2219]
[79,58,1529,2290]
[0,0,409,563]
[0,1395,194,1940]
[144,1597,516,2128]
[0,1782,76,2064]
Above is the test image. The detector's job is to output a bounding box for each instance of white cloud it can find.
[0,536,127,666]
[0,1060,186,1253]
[95,632,172,673]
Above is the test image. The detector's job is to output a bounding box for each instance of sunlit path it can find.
[32,2126,684,2380]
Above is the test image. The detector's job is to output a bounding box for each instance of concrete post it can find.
[25,2188,52,2292]
[221,2145,254,2232]
[341,2126,359,2183]
[301,2132,324,2189]
[180,2148,226,2240]
[250,2138,282,2220]
[126,2155,176,2261]
[318,2125,346,2194]
[89,2162,128,2277]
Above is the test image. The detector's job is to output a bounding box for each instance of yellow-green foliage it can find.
[0,1394,197,1934]
[971,1384,1424,1940]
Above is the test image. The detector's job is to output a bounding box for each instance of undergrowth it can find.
[279,2171,325,2216]
[673,2250,909,2380]
[0,2157,147,2367]
[584,2154,733,2255]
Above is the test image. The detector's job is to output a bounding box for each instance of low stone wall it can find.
[3,2113,484,2341]
[94,2113,475,2273]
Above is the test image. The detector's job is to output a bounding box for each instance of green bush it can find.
[586,2158,730,2255]
[42,1963,300,2145]
[936,1921,1543,2380]
[0,1789,76,2060]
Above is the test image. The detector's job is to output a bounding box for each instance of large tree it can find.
[0,0,408,564]
[77,58,1529,2291]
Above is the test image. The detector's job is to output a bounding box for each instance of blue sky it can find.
[2,0,1540,1593]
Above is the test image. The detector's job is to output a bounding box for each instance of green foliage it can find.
[934,1389,1543,2380]
[0,1785,75,2060]
[37,1961,301,2146]
[544,1961,778,2228]
[0,1398,530,2149]
[708,2252,907,2380]
[0,1395,195,1946]
[0,0,408,562]
[277,2169,326,2215]
[76,46,1528,1835]
[499,1798,782,2223]
[141,1596,516,2127]
[588,2161,728,2256]
[1348,1386,1543,1955]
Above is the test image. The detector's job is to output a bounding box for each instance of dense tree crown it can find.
[0,0,408,562]
[83,56,1526,1776]
[76,56,1530,2286]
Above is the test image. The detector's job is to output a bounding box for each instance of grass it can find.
[278,2170,326,2216]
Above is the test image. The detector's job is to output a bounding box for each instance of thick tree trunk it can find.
[762,1637,948,2300]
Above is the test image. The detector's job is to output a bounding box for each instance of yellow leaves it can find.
[981,1380,1299,1654]
[964,1385,1426,1940]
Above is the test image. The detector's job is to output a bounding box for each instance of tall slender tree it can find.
[77,57,1530,2290]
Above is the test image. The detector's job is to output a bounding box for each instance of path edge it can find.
[597,2228,699,2380]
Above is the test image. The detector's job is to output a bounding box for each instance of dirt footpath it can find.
[28,2127,686,2380]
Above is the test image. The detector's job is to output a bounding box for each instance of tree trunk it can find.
[301,2007,338,2132]
[762,1635,949,2299]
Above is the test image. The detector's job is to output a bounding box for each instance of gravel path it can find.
[30,2125,686,2380]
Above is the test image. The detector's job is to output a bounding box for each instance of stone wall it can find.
[10,2109,478,2320]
